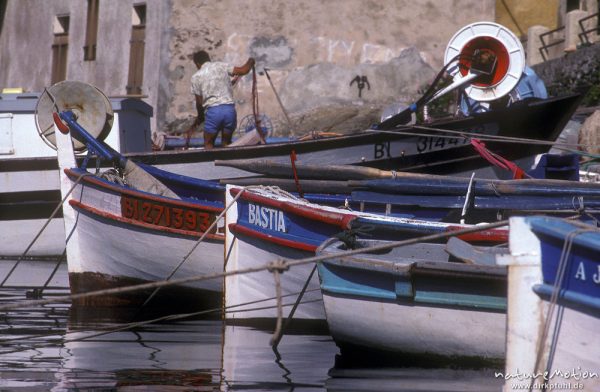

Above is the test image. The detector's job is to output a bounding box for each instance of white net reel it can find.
[35,81,114,152]
[444,21,525,102]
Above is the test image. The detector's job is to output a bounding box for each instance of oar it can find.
[215,158,439,180]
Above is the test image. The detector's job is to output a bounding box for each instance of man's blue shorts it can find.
[204,104,237,135]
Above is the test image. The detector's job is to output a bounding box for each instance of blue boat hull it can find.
[501,216,600,390]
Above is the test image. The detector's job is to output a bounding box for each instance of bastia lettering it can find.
[248,203,287,232]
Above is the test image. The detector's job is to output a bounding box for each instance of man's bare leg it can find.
[203,131,217,149]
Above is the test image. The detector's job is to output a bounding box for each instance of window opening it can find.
[84,0,99,61]
[126,4,146,95]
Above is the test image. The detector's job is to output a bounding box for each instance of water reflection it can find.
[0,285,336,391]
[327,366,503,392]
[222,325,336,390]
[0,261,504,391]
[55,319,224,390]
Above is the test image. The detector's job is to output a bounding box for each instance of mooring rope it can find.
[31,249,67,299]
[0,219,508,313]
[267,258,290,345]
[571,196,600,226]
[141,184,301,308]
[0,172,92,287]
[140,186,253,308]
[367,124,600,151]
[271,263,318,350]
[0,288,321,355]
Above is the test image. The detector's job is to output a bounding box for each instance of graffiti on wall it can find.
[225,33,402,67]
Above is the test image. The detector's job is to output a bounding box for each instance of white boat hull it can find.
[224,185,325,321]
[322,291,506,360]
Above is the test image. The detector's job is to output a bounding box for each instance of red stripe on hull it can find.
[229,223,317,252]
[447,226,508,243]
[230,188,356,229]
[69,199,224,241]
[65,168,222,212]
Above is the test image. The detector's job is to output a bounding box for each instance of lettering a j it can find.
[574,262,586,281]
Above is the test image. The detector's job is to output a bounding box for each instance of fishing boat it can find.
[223,185,507,323]
[1,22,584,258]
[142,22,581,181]
[498,216,600,391]
[316,238,507,364]
[0,84,154,258]
[132,92,581,180]
[347,170,600,223]
[53,110,226,306]
[217,155,600,223]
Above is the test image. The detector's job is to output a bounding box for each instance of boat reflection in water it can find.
[51,303,337,391]
[53,307,224,390]
[0,282,505,391]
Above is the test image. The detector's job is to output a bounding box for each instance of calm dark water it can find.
[0,260,503,391]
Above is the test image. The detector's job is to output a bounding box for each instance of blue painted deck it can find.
[527,216,600,317]
[317,240,507,312]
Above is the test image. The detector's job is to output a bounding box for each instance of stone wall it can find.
[166,0,495,136]
[532,43,600,106]
[0,0,496,137]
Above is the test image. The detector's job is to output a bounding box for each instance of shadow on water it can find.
[0,260,505,391]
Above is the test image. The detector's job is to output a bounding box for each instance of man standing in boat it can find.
[190,50,255,149]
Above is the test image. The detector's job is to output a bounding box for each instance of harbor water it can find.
[0,259,503,391]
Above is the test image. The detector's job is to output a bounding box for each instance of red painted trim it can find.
[229,223,317,252]
[447,226,508,243]
[53,112,70,134]
[69,199,224,241]
[229,188,356,229]
[64,168,222,213]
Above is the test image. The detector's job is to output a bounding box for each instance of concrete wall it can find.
[496,0,560,36]
[523,0,600,65]
[0,0,495,137]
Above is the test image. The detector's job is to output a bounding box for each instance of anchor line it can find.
[271,263,318,351]
[141,184,297,308]
[0,172,92,287]
[267,258,289,346]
